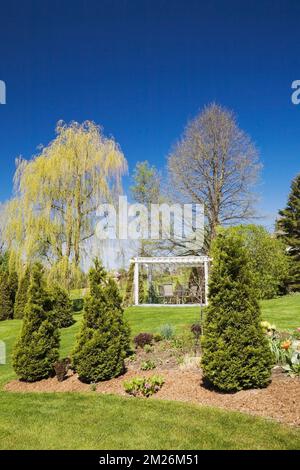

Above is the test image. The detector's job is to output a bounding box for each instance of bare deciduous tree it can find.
[168,103,261,248]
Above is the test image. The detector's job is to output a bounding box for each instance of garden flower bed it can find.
[5,366,300,427]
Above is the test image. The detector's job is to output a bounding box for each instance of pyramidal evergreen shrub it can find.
[124,263,134,305]
[51,284,74,328]
[124,262,144,305]
[8,269,18,306]
[201,229,273,392]
[72,259,130,383]
[14,266,31,319]
[0,269,14,320]
[13,263,60,381]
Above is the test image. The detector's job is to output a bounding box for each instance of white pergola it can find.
[130,255,211,307]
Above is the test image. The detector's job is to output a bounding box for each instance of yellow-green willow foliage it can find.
[4,121,127,282]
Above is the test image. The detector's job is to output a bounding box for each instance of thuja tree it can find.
[51,284,74,328]
[277,174,300,291]
[13,263,59,381]
[201,229,273,392]
[0,252,17,320]
[14,266,31,319]
[72,259,130,383]
[124,262,134,305]
[124,263,144,305]
[8,269,18,306]
[0,270,13,320]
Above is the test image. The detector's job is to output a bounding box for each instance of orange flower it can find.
[281,340,292,350]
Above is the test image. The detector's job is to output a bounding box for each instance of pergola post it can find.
[204,260,209,305]
[134,260,139,306]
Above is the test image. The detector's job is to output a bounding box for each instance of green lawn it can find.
[0,391,299,450]
[0,294,299,449]
[261,295,300,330]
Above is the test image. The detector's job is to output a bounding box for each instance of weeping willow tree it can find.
[4,121,127,285]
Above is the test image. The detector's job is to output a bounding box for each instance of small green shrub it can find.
[128,353,137,362]
[159,324,175,340]
[140,360,156,370]
[72,298,84,312]
[134,333,153,348]
[172,330,194,352]
[153,333,163,342]
[143,344,152,353]
[147,283,160,304]
[123,375,164,397]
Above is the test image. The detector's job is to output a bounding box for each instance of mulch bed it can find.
[5,366,300,427]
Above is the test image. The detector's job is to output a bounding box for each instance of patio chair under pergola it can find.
[130,255,211,306]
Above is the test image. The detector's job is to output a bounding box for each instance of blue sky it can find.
[0,0,299,228]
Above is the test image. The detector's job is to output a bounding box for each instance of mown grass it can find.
[0,391,299,450]
[260,294,300,330]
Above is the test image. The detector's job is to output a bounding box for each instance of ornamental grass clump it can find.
[72,259,130,383]
[201,229,273,392]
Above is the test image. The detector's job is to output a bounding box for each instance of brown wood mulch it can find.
[5,367,300,427]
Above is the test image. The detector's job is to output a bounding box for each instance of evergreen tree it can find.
[201,229,273,392]
[124,263,144,305]
[51,284,74,328]
[124,263,134,305]
[13,263,59,381]
[0,270,14,320]
[0,251,9,272]
[8,270,18,306]
[138,273,145,304]
[72,259,130,383]
[277,174,300,291]
[14,266,31,319]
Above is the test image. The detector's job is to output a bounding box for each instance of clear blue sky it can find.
[0,0,299,228]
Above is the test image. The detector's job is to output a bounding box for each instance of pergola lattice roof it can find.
[131,255,210,265]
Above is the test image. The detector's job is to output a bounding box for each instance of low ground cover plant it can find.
[123,375,164,397]
[140,360,156,370]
